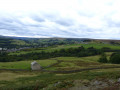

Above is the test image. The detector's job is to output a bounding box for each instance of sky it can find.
[0,0,120,39]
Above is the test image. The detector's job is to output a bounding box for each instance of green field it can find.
[0,52,117,71]
[0,59,57,69]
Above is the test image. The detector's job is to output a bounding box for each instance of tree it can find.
[109,53,120,64]
[98,53,108,63]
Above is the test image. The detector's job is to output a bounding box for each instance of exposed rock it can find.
[92,80,103,85]
[69,79,115,90]
[108,79,115,84]
[31,61,42,70]
[118,78,120,83]
[54,81,61,87]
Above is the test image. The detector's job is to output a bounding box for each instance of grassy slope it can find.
[47,52,120,70]
[1,66,120,89]
[11,40,29,45]
[0,52,117,70]
[1,38,120,89]
[1,52,120,89]
[0,37,30,48]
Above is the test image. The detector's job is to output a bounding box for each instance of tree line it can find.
[1,46,120,63]
[0,46,102,62]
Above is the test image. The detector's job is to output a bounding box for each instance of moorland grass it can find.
[1,69,120,90]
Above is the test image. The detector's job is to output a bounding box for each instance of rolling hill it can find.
[0,35,120,49]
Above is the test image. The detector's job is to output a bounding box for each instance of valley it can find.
[0,36,120,89]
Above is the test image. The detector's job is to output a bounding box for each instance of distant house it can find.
[0,48,2,51]
[31,61,42,70]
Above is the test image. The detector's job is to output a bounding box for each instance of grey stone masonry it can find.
[31,61,42,70]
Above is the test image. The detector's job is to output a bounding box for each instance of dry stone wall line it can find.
[0,66,120,73]
[42,66,120,74]
[1,59,120,73]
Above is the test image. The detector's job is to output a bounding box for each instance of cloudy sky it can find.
[0,0,120,39]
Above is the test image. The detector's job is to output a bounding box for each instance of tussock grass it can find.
[1,69,120,89]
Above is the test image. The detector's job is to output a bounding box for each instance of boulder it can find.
[31,61,42,70]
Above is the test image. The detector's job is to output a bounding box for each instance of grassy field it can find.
[1,42,120,89]
[1,52,120,89]
[46,52,120,71]
[9,43,120,55]
[0,59,57,69]
[0,52,116,70]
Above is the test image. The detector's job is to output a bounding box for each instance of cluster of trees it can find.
[0,46,102,62]
[98,52,120,64]
[98,53,108,63]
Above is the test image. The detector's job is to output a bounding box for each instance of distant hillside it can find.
[0,36,88,48]
[0,35,120,48]
[92,39,120,45]
[0,36,29,48]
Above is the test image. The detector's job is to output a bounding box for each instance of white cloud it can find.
[0,0,120,39]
